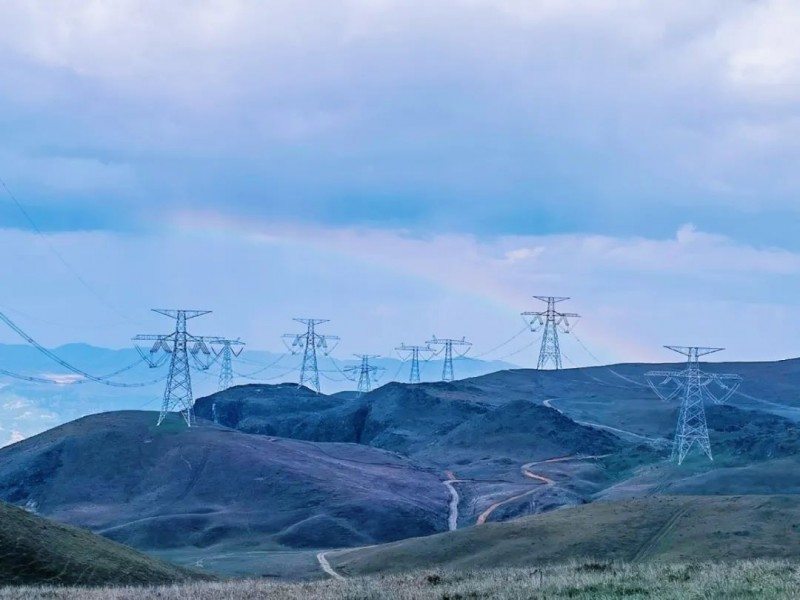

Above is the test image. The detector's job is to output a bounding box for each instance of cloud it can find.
[39,374,85,385]
[3,398,29,410]
[0,1,800,239]
[1,431,25,447]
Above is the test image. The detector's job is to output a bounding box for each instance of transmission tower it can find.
[212,338,245,391]
[133,309,221,427]
[396,344,434,384]
[282,318,339,393]
[645,346,742,465]
[522,296,579,370]
[344,354,383,397]
[427,336,472,382]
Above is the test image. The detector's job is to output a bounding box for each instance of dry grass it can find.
[3,560,800,599]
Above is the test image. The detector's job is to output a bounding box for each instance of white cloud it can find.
[39,374,85,385]
[3,398,29,410]
[1,431,25,447]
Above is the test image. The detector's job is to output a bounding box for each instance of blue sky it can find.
[1,1,800,364]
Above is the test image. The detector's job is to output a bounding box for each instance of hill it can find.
[327,495,800,576]
[0,411,447,553]
[0,500,208,585]
[194,383,366,442]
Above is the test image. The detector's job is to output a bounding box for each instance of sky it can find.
[1,0,800,366]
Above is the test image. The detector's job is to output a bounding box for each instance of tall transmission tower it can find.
[344,354,383,397]
[645,346,742,465]
[522,296,579,370]
[427,336,472,382]
[133,309,220,427]
[282,318,339,394]
[212,338,245,391]
[396,344,434,384]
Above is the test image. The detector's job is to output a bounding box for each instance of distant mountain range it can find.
[0,342,517,446]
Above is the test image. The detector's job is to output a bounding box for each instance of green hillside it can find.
[329,495,800,576]
[0,501,210,585]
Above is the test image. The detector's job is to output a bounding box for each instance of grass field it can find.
[330,495,800,576]
[3,561,800,598]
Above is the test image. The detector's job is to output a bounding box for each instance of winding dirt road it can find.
[316,551,345,581]
[477,454,611,526]
[443,470,461,531]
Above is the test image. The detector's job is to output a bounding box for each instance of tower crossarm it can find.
[152,309,211,320]
[644,369,685,402]
[664,346,724,360]
[132,334,174,365]
[532,296,570,304]
[701,373,743,404]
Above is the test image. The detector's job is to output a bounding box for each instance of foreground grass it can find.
[3,560,800,599]
[0,502,206,586]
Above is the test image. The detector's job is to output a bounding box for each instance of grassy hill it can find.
[328,495,800,576]
[0,411,447,553]
[0,500,208,585]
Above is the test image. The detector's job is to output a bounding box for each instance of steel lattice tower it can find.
[213,339,245,391]
[133,309,216,427]
[345,354,383,397]
[646,346,742,465]
[282,318,339,394]
[396,344,433,384]
[427,336,472,382]
[522,296,579,370]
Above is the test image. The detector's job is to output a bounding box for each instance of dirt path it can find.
[443,471,460,531]
[477,454,612,526]
[476,488,539,525]
[316,551,344,581]
[631,504,691,563]
[543,398,668,446]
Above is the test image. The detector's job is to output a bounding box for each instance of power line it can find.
[231,353,287,378]
[234,364,300,382]
[572,331,603,365]
[470,327,529,359]
[327,355,356,381]
[0,175,140,326]
[0,311,162,387]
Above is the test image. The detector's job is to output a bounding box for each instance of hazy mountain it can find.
[0,342,515,446]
